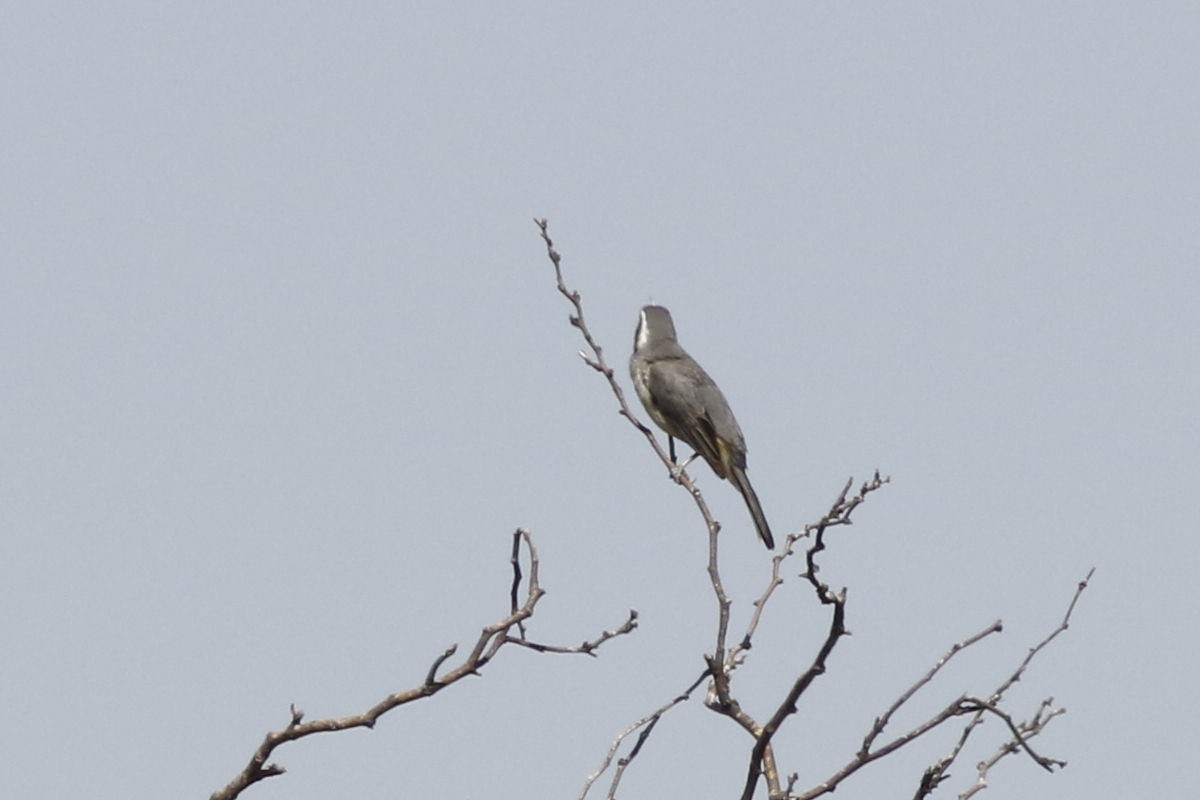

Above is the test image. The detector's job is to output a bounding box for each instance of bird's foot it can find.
[669,452,699,481]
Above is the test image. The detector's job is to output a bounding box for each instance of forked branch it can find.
[210,529,636,800]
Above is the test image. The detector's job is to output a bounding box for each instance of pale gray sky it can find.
[2,3,1196,798]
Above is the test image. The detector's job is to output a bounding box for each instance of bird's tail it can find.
[729,465,774,549]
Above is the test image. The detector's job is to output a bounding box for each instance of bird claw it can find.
[669,452,699,481]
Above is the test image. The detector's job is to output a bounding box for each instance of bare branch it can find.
[579,670,709,800]
[509,528,528,637]
[862,619,1005,757]
[534,218,635,427]
[506,609,639,656]
[740,586,845,800]
[956,698,1067,799]
[210,529,633,800]
[796,569,1093,800]
[730,473,889,671]
[914,568,1095,799]
[987,567,1095,704]
[731,473,891,800]
[798,472,890,594]
[730,550,785,660]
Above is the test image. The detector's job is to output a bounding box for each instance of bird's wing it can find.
[645,358,727,477]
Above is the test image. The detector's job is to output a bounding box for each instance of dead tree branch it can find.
[732,473,890,800]
[578,669,710,800]
[210,529,635,800]
[791,569,1093,800]
[913,568,1094,799]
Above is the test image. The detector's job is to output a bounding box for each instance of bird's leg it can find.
[667,436,684,479]
[666,436,700,480]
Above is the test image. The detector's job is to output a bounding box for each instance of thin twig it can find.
[506,609,639,656]
[861,619,1005,757]
[957,699,1066,799]
[578,670,709,800]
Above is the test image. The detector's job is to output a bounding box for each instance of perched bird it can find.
[629,305,774,549]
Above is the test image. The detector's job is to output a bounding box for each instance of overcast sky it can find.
[3,3,1196,799]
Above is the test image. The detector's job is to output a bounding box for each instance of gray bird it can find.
[629,305,774,549]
